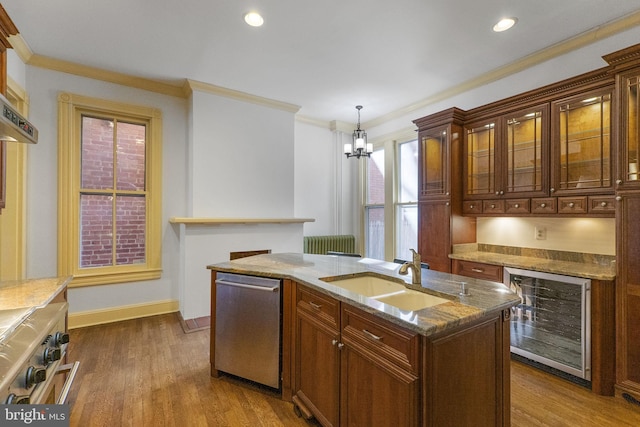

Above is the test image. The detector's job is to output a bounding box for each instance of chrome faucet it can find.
[398,249,422,285]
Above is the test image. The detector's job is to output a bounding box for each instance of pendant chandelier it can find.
[344,105,372,159]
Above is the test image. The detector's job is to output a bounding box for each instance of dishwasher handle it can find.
[215,279,279,292]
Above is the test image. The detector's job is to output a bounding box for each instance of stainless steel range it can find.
[0,301,79,405]
[0,277,78,405]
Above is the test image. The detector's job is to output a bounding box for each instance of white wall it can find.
[294,121,360,239]
[189,91,295,217]
[20,66,187,314]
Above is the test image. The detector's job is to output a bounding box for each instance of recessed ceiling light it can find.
[493,17,517,32]
[244,12,264,27]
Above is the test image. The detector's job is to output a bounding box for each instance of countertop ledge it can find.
[170,217,315,225]
[449,250,616,281]
[207,253,520,337]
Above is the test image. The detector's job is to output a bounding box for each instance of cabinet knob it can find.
[601,201,607,207]
[446,192,450,196]
[469,204,474,209]
[616,196,623,201]
[446,202,450,206]
[495,191,500,195]
[550,188,555,193]
[568,202,575,208]
[490,204,496,209]
[540,203,546,208]
[514,203,520,208]
[616,179,623,185]
[500,190,504,195]
[332,339,338,346]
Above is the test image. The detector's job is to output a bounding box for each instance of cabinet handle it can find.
[471,268,484,273]
[362,329,383,341]
[514,203,520,208]
[540,203,547,208]
[309,302,322,310]
[601,201,607,207]
[550,188,555,193]
[568,202,575,208]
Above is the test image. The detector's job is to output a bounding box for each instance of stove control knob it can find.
[53,332,70,346]
[5,393,30,404]
[26,366,46,388]
[44,347,62,364]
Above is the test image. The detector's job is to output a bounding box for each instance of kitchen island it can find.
[208,253,520,426]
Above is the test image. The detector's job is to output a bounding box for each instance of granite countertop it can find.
[0,276,72,343]
[449,244,616,281]
[207,253,520,337]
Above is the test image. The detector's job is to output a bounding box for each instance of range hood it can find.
[0,93,37,144]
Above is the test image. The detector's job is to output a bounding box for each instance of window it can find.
[396,140,418,261]
[58,93,162,286]
[365,149,385,259]
[363,138,418,261]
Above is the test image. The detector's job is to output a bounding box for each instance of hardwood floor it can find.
[66,313,640,426]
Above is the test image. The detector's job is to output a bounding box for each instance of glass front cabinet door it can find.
[619,71,640,187]
[551,88,614,194]
[419,125,450,199]
[464,104,548,199]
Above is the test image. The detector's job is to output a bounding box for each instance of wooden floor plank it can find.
[66,313,640,426]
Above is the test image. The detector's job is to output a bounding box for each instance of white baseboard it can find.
[68,299,179,329]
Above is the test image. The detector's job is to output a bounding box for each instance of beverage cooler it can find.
[504,267,591,381]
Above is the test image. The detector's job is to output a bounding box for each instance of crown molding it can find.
[185,79,300,114]
[295,114,331,129]
[364,9,640,129]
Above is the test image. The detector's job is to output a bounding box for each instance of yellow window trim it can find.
[57,92,162,288]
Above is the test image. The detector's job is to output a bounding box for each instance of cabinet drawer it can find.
[505,199,530,214]
[297,285,340,329]
[341,305,420,374]
[531,197,557,214]
[453,260,503,282]
[558,196,588,214]
[482,199,505,214]
[588,196,616,214]
[463,200,482,215]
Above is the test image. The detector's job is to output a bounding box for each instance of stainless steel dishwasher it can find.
[214,272,281,388]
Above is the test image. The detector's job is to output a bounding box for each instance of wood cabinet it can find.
[293,282,511,426]
[452,259,503,282]
[457,70,615,217]
[414,109,476,273]
[293,284,420,427]
[550,87,614,196]
[294,285,341,426]
[464,104,549,200]
[603,42,640,401]
[615,192,640,399]
[423,313,510,427]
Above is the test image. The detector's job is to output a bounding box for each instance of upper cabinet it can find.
[464,103,549,200]
[458,67,616,217]
[550,87,614,195]
[616,69,640,189]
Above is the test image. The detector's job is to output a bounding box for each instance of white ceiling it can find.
[3,1,640,124]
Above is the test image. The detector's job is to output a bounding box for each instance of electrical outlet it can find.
[535,226,547,240]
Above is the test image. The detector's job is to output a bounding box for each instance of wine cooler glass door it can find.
[504,267,591,380]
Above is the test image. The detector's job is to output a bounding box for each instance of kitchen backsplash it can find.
[476,217,615,256]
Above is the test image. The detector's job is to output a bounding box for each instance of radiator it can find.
[303,235,356,255]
